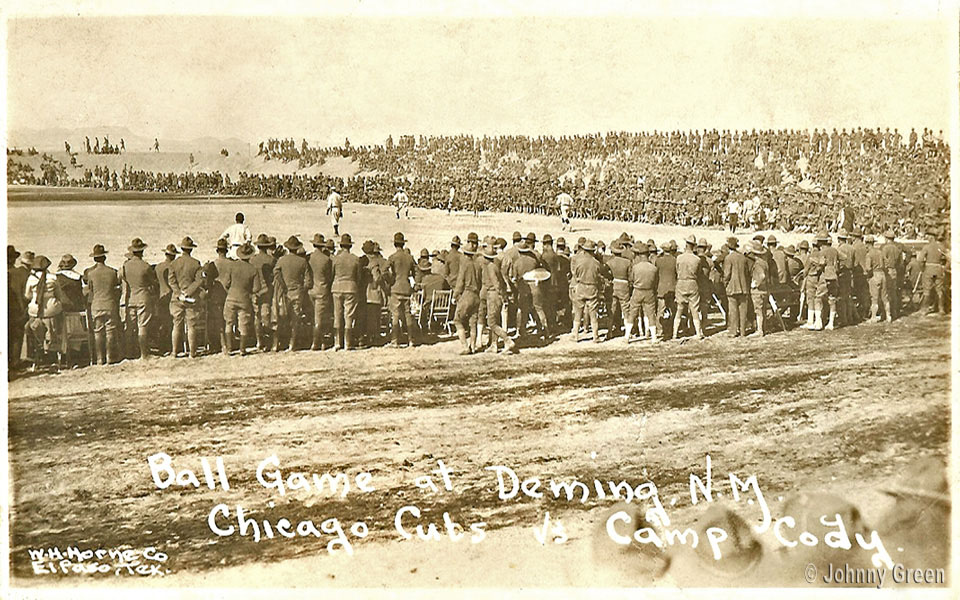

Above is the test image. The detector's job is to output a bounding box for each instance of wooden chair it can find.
[428,290,454,335]
[59,311,91,367]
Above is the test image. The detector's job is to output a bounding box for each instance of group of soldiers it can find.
[8,212,949,369]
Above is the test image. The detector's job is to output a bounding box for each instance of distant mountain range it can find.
[7,127,253,156]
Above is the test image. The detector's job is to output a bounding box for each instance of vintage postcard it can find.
[2,0,955,597]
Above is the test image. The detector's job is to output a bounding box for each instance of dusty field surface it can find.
[6,193,950,589]
[7,310,950,588]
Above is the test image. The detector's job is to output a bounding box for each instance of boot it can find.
[287,321,299,352]
[221,331,231,356]
[825,301,836,330]
[186,328,198,358]
[95,331,107,365]
[813,308,823,330]
[571,317,581,342]
[240,334,250,356]
[106,331,119,363]
[311,327,322,351]
[802,309,815,329]
[172,328,183,358]
[345,328,355,350]
[591,315,600,343]
[138,336,153,360]
[504,336,518,354]
[334,328,343,351]
[457,326,470,355]
[623,324,633,345]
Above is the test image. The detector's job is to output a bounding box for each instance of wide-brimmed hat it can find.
[611,241,623,254]
[851,227,863,238]
[90,244,109,258]
[163,243,179,256]
[33,255,52,271]
[450,235,461,248]
[865,235,876,244]
[215,238,229,252]
[798,240,810,251]
[309,233,325,246]
[512,231,523,243]
[816,230,831,242]
[256,233,273,247]
[766,234,778,245]
[666,240,678,252]
[325,238,336,250]
[58,254,77,270]
[542,233,554,245]
[555,236,566,249]
[362,240,376,254]
[463,241,478,255]
[8,245,20,261]
[482,246,497,259]
[236,243,256,259]
[697,238,708,248]
[467,232,480,244]
[635,242,649,254]
[340,234,353,248]
[419,248,430,258]
[524,232,537,244]
[685,234,697,245]
[283,236,303,250]
[417,257,432,271]
[784,245,796,257]
[582,239,597,252]
[127,238,148,253]
[394,232,406,245]
[180,237,197,249]
[20,251,35,267]
[837,230,848,240]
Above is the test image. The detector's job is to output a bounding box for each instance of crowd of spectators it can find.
[8,127,950,238]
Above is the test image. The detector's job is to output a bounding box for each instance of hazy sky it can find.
[6,13,955,146]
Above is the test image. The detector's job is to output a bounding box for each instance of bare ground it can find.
[7,312,950,587]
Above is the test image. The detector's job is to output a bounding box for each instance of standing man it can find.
[393,186,410,219]
[880,230,902,321]
[273,236,311,351]
[723,237,750,338]
[387,232,419,348]
[250,234,277,351]
[556,189,573,232]
[836,231,856,326]
[748,241,770,336]
[84,244,121,364]
[624,242,659,343]
[154,244,178,355]
[220,212,252,259]
[326,186,343,236]
[360,240,386,347]
[655,240,678,340]
[331,234,361,351]
[605,240,632,340]
[480,244,516,353]
[222,243,264,356]
[168,237,204,358]
[307,233,333,350]
[452,235,482,354]
[444,235,463,289]
[863,235,890,321]
[570,239,603,343]
[202,239,233,354]
[8,246,30,367]
[675,235,705,340]
[727,195,742,233]
[817,231,840,330]
[919,231,946,315]
[120,238,159,360]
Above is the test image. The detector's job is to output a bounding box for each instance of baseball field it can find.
[6,188,951,588]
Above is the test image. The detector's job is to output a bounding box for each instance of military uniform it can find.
[571,241,603,342]
[675,238,704,340]
[655,244,678,339]
[625,244,659,341]
[387,236,419,347]
[722,241,750,337]
[880,233,901,321]
[480,247,515,353]
[919,237,946,314]
[360,241,387,346]
[251,237,277,350]
[222,244,265,354]
[605,242,632,338]
[331,235,361,350]
[84,247,121,364]
[120,240,159,359]
[863,237,890,321]
[273,237,311,351]
[306,236,333,349]
[453,240,482,353]
[154,247,178,355]
[167,238,204,357]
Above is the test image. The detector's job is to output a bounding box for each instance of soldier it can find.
[393,185,410,219]
[783,245,804,322]
[154,244,178,355]
[571,239,603,343]
[624,242,659,343]
[511,233,549,341]
[850,228,869,320]
[919,231,946,315]
[84,244,121,364]
[120,238,159,359]
[499,231,523,331]
[331,234,361,351]
[168,237,204,358]
[748,241,770,336]
[539,233,560,332]
[836,231,856,326]
[387,233,419,347]
[453,236,482,354]
[863,235,890,321]
[417,253,449,332]
[360,240,386,347]
[723,237,750,338]
[880,230,901,321]
[481,244,517,354]
[202,239,233,355]
[444,235,464,288]
[655,240,678,339]
[674,235,705,340]
[273,236,311,351]
[554,237,572,332]
[222,243,264,355]
[801,236,825,330]
[695,239,712,328]
[251,234,277,350]
[307,233,333,349]
[768,234,787,324]
[8,246,30,367]
[817,231,840,330]
[605,240,632,340]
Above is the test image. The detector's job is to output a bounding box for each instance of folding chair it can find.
[60,311,92,367]
[428,290,454,335]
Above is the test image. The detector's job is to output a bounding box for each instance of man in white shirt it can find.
[220,212,252,259]
[393,186,410,219]
[556,190,573,231]
[326,187,343,235]
[726,196,741,233]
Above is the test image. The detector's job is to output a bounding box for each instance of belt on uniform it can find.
[613,278,628,283]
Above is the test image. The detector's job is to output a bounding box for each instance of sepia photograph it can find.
[2,0,955,595]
